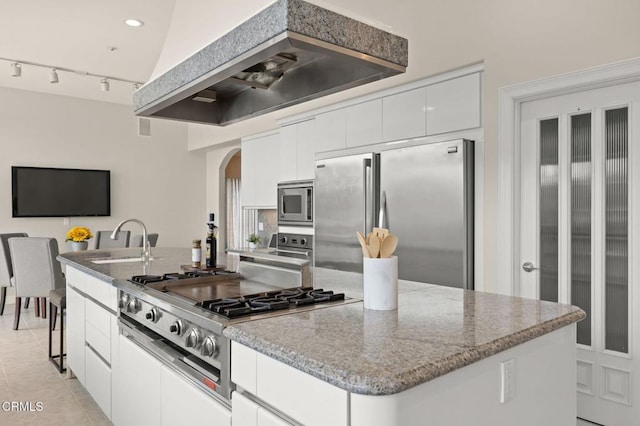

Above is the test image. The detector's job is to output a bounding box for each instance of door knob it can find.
[522,262,538,273]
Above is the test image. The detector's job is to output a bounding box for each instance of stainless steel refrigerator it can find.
[314,139,474,289]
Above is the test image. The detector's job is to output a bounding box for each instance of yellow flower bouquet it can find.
[65,227,94,242]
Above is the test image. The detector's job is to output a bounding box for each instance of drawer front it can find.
[86,321,111,364]
[85,298,112,336]
[84,274,117,311]
[256,352,347,426]
[85,345,111,419]
[65,267,86,293]
[231,342,257,394]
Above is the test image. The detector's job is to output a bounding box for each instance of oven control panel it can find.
[278,233,313,250]
[119,293,223,367]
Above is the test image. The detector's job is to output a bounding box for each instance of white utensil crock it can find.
[363,256,398,310]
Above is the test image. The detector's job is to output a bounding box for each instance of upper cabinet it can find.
[382,87,427,142]
[345,99,383,147]
[426,73,481,135]
[279,119,317,182]
[314,109,347,153]
[242,131,281,208]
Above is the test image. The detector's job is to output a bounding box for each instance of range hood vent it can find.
[133,0,408,126]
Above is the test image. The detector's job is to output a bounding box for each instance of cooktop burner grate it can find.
[198,287,345,318]
[130,270,236,285]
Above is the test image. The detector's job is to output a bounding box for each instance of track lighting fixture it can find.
[0,56,143,91]
[11,62,21,77]
[50,68,59,83]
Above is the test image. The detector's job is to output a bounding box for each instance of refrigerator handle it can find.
[363,158,372,234]
[378,190,387,229]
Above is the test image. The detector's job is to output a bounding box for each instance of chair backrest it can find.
[94,230,130,249]
[130,233,159,248]
[9,237,65,297]
[0,233,28,287]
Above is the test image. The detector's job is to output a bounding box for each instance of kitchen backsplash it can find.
[257,209,277,247]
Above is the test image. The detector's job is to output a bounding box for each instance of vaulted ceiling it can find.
[0,0,176,105]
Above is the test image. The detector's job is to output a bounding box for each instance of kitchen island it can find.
[58,249,584,426]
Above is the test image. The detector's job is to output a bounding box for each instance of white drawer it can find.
[232,342,257,394]
[85,298,112,337]
[86,321,111,364]
[85,345,111,420]
[65,267,86,293]
[256,352,348,426]
[84,274,117,311]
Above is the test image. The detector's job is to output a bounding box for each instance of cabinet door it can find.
[258,407,293,426]
[161,366,231,426]
[315,109,346,152]
[296,119,317,180]
[426,73,481,135]
[85,345,111,419]
[66,285,85,385]
[279,125,298,182]
[113,334,162,426]
[242,133,280,208]
[346,99,383,147]
[382,87,426,142]
[232,391,258,426]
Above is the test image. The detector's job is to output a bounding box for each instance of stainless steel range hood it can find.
[133,0,408,126]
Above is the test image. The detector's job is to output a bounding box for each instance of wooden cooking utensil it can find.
[379,234,398,258]
[356,232,370,258]
[367,234,381,258]
[373,227,389,240]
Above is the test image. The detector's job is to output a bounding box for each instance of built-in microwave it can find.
[277,180,313,226]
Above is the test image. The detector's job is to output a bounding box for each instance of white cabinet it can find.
[279,125,298,182]
[242,131,281,208]
[382,87,426,141]
[346,99,382,147]
[85,345,111,416]
[66,285,85,385]
[258,407,292,426]
[232,391,259,426]
[315,109,346,153]
[279,119,318,182]
[426,73,481,135]
[161,366,231,426]
[113,334,162,426]
[65,266,118,420]
[231,342,347,426]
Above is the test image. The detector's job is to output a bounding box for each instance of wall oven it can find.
[277,180,313,226]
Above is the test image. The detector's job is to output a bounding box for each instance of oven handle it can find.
[272,248,311,256]
[119,317,183,364]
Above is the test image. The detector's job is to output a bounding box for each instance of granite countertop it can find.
[224,267,586,396]
[57,247,198,282]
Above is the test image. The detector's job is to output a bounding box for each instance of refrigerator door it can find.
[315,153,377,273]
[379,140,473,288]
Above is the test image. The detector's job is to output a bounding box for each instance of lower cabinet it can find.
[114,333,232,426]
[85,344,111,416]
[66,284,86,385]
[113,334,162,426]
[161,365,231,426]
[231,342,347,426]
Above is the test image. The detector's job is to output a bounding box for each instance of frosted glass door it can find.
[519,81,640,425]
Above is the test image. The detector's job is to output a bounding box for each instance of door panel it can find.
[519,81,640,425]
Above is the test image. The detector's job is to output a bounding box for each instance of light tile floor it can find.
[0,303,111,425]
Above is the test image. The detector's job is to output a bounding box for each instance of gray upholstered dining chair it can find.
[0,232,28,315]
[130,233,159,248]
[9,237,65,330]
[94,230,130,249]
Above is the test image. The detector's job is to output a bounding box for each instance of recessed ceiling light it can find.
[124,18,144,27]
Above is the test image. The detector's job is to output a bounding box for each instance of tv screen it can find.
[12,166,111,217]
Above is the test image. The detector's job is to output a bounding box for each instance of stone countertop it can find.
[57,247,199,282]
[224,267,585,396]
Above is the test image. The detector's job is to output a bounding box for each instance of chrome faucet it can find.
[111,218,150,261]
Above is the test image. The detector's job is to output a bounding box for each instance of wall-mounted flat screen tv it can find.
[12,166,111,217]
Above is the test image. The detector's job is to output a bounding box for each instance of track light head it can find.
[11,62,21,77]
[100,78,110,92]
[49,68,59,84]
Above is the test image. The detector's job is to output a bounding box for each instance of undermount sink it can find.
[91,256,159,264]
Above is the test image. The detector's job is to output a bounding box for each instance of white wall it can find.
[0,86,206,252]
[184,0,640,291]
